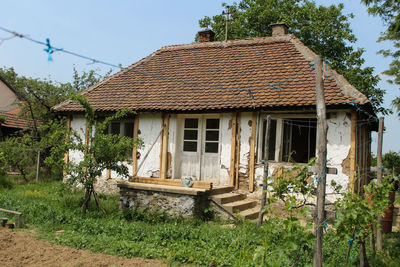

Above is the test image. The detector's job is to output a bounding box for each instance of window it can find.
[183,118,198,152]
[261,117,316,163]
[107,120,135,159]
[205,118,219,153]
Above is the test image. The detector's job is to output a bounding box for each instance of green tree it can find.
[382,150,400,176]
[0,67,110,179]
[361,0,400,116]
[199,0,386,113]
[65,95,140,213]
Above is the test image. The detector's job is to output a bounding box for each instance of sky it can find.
[0,0,398,154]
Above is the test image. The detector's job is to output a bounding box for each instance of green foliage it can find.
[0,135,37,181]
[382,150,400,176]
[361,0,400,116]
[199,0,386,113]
[0,152,12,189]
[0,182,399,266]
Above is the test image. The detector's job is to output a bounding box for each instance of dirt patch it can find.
[0,229,166,267]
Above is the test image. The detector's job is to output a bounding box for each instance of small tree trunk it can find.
[81,187,92,214]
[370,225,376,257]
[93,189,106,214]
[360,238,370,267]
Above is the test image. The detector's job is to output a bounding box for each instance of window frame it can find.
[106,119,135,159]
[258,114,317,163]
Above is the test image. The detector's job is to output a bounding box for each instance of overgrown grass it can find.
[0,182,399,266]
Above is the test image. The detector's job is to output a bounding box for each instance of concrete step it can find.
[223,199,257,213]
[210,186,234,196]
[210,192,246,205]
[240,206,260,220]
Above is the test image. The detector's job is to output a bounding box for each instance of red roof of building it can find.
[53,34,370,112]
[0,111,29,129]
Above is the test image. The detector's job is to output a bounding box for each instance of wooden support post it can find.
[349,112,357,192]
[84,119,89,154]
[376,117,384,251]
[229,112,238,186]
[35,150,40,182]
[131,116,139,178]
[313,55,328,267]
[63,116,71,181]
[160,114,169,179]
[249,112,257,192]
[235,113,241,190]
[258,115,271,227]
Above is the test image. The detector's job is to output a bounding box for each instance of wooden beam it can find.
[235,113,241,190]
[376,117,384,251]
[131,116,139,178]
[63,116,71,181]
[229,112,237,186]
[132,177,212,190]
[349,111,357,193]
[160,114,169,179]
[249,112,257,192]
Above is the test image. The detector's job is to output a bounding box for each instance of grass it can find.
[0,181,399,266]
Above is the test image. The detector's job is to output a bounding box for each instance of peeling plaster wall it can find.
[168,115,177,178]
[219,113,232,185]
[253,111,352,202]
[136,113,162,177]
[325,111,351,199]
[239,112,253,176]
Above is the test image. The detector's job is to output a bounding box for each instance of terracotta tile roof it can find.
[53,34,370,112]
[0,111,29,129]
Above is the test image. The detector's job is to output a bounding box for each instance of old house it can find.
[53,24,377,218]
[0,74,28,139]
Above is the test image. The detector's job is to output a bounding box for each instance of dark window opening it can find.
[262,119,277,160]
[184,141,197,152]
[205,142,218,153]
[184,118,198,128]
[183,118,198,152]
[282,118,316,163]
[110,122,120,135]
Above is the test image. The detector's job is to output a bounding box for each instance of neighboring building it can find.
[53,24,377,203]
[0,74,28,139]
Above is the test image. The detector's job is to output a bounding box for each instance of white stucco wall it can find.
[0,79,19,112]
[69,115,86,165]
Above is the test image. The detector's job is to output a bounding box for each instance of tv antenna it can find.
[222,6,235,41]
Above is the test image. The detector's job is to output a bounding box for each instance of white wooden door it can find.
[179,116,220,182]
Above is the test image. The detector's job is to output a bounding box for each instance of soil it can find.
[0,229,166,267]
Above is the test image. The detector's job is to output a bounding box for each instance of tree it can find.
[0,67,111,179]
[361,0,400,116]
[382,150,400,176]
[65,94,139,213]
[198,0,386,114]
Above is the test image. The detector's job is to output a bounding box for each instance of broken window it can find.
[261,117,316,163]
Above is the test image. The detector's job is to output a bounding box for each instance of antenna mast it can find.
[222,6,235,41]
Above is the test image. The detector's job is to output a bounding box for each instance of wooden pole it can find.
[229,112,238,186]
[376,117,384,251]
[249,112,257,192]
[132,116,139,177]
[160,114,170,179]
[35,150,40,182]
[313,55,328,267]
[257,115,271,227]
[235,113,241,189]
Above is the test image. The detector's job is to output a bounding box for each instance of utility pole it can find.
[258,115,271,227]
[313,55,328,267]
[376,117,384,250]
[222,6,235,41]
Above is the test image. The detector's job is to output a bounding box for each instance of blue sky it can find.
[0,0,398,154]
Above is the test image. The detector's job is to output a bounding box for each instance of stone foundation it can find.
[118,182,210,218]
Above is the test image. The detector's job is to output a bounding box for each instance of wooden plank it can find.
[376,117,384,251]
[132,116,139,177]
[160,114,169,179]
[249,112,257,192]
[118,181,208,196]
[258,115,271,227]
[349,111,357,193]
[229,112,237,186]
[106,169,111,179]
[63,116,71,181]
[132,177,212,190]
[235,113,241,190]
